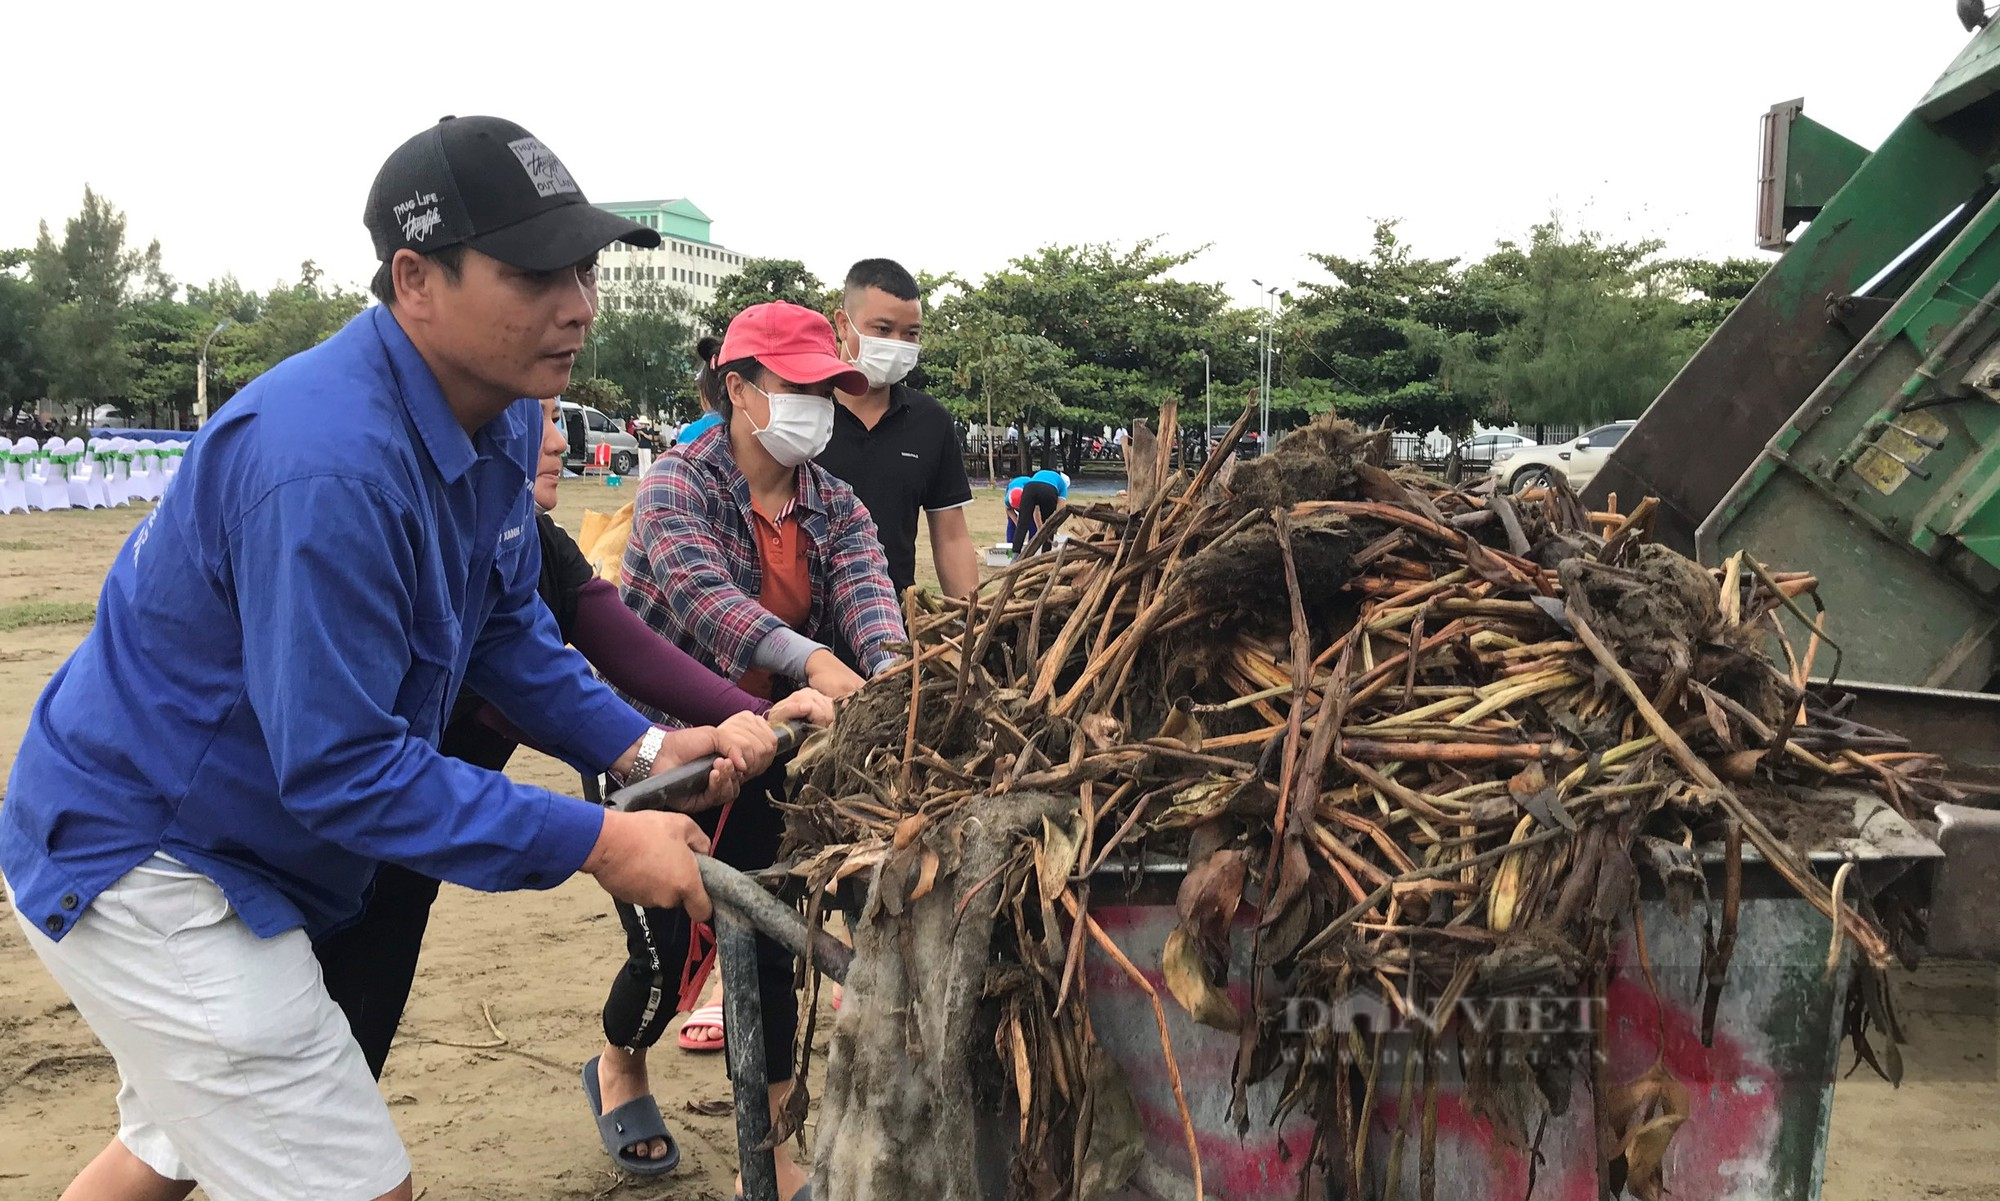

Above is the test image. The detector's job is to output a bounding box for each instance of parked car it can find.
[1456,431,1537,467]
[1209,424,1264,459]
[1489,421,1635,493]
[559,400,641,475]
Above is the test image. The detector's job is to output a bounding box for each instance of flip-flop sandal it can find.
[677,1003,726,1053]
[581,1055,681,1176]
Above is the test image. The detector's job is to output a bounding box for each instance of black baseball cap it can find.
[364,115,660,272]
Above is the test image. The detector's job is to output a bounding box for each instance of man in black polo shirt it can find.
[819,258,978,599]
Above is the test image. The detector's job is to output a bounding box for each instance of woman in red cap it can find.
[586,302,902,1196]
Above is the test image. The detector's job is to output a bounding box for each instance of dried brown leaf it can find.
[907,848,942,903]
[1622,1113,1687,1201]
[892,812,929,850]
[1260,836,1312,929]
[1714,748,1767,783]
[1177,846,1246,974]
[1697,686,1737,749]
[1177,846,1246,927]
[1152,777,1242,829]
[1077,1052,1148,1201]
[1007,1008,1034,1145]
[1607,1057,1692,1201]
[1156,704,1206,751]
[1162,925,1241,1031]
[1509,761,1576,832]
[1038,815,1081,899]
[834,845,888,881]
[1079,712,1125,752]
[1258,888,1315,965]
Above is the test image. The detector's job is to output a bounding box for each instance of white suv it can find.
[1490,421,1635,493]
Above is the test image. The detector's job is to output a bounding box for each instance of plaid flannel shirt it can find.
[620,425,905,710]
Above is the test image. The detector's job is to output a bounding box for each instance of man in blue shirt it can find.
[0,117,768,1201]
[675,400,723,446]
[1010,468,1069,557]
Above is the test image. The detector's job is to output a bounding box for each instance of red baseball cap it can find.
[716,302,869,395]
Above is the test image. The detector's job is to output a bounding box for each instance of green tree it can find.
[186,275,264,326]
[1280,220,1505,437]
[172,263,366,416]
[0,251,48,427]
[1670,256,1769,341]
[120,298,207,427]
[920,239,1250,471]
[229,261,366,379]
[695,258,836,333]
[1474,218,1694,428]
[930,310,1068,478]
[562,375,627,417]
[28,187,165,413]
[582,276,697,420]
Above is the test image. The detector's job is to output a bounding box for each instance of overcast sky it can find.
[3,1,1978,306]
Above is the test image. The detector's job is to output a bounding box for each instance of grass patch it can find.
[0,601,96,632]
[0,539,42,552]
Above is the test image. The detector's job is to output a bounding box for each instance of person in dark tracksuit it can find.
[312,397,830,1137]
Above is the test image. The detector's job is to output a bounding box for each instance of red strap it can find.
[676,927,717,1012]
[674,797,737,1012]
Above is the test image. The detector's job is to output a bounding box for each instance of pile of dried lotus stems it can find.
[781,403,1956,1201]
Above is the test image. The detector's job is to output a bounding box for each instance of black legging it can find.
[603,763,797,1081]
[316,862,441,1079]
[1012,479,1061,556]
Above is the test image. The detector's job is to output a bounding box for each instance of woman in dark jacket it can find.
[311,396,830,1125]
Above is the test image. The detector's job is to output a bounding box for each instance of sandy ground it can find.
[1,479,1996,1199]
[0,477,1015,1201]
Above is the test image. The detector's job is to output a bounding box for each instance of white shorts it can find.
[9,855,411,1201]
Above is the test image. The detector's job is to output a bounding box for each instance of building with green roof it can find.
[595,198,749,314]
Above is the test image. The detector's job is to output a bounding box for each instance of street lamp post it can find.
[1251,279,1266,446]
[1200,350,1211,452]
[1250,280,1278,446]
[195,318,233,428]
[1264,288,1278,445]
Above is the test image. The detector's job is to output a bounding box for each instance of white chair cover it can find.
[127,439,162,503]
[106,437,134,506]
[34,435,70,511]
[68,436,108,509]
[14,436,45,512]
[0,436,28,515]
[92,436,126,508]
[161,439,186,486]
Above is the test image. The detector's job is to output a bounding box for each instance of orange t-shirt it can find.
[737,498,812,700]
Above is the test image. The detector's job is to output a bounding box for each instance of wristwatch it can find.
[621,725,667,787]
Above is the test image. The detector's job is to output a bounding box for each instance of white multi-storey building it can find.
[595,198,748,313]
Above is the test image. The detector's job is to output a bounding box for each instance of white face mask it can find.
[844,311,921,389]
[746,382,835,467]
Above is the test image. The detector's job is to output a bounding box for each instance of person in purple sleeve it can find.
[0,117,772,1201]
[312,395,833,1088]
